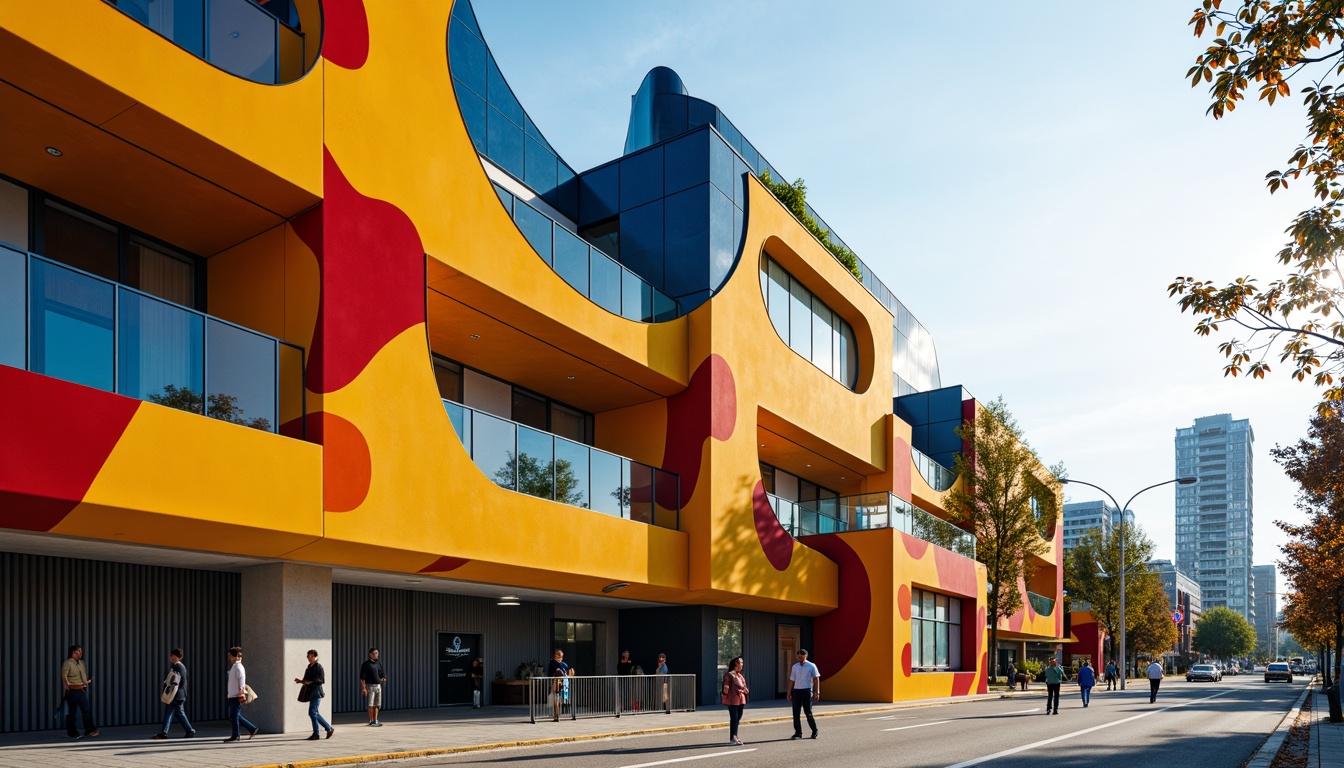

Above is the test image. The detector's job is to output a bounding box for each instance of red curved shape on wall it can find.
[419,556,470,573]
[900,532,930,560]
[892,436,913,500]
[932,544,979,597]
[294,149,426,394]
[901,643,913,677]
[662,354,735,506]
[752,482,793,570]
[301,411,373,512]
[951,671,977,696]
[0,367,139,531]
[897,583,912,622]
[804,535,871,674]
[321,0,370,70]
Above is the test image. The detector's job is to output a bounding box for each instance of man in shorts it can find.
[360,648,387,726]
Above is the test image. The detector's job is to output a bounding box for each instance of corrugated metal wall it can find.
[0,553,240,733]
[743,611,778,697]
[332,584,553,713]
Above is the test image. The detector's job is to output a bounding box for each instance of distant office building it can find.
[1175,414,1255,625]
[1149,559,1201,660]
[1254,564,1277,655]
[1062,500,1134,552]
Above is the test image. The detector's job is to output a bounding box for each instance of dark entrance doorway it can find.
[438,632,480,705]
[553,620,598,675]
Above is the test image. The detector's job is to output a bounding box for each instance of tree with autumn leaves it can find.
[1270,400,1344,689]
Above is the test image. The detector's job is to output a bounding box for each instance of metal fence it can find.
[527,674,696,723]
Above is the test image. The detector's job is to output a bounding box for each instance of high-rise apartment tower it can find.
[1175,414,1254,623]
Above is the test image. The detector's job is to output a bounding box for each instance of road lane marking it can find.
[884,720,952,731]
[619,749,756,768]
[1001,708,1041,715]
[939,690,1234,768]
[867,715,917,720]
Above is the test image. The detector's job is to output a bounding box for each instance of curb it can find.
[1244,676,1315,768]
[243,692,1029,768]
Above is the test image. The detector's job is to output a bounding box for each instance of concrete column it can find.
[241,563,332,734]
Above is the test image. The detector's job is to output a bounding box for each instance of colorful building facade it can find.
[0,0,1063,733]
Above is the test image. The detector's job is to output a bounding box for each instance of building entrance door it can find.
[553,620,598,676]
[998,647,1018,680]
[777,624,801,696]
[438,632,480,705]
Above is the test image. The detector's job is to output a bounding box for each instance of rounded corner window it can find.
[759,251,859,390]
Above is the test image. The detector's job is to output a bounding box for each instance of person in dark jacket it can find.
[294,650,333,740]
[1076,659,1096,708]
[153,648,195,739]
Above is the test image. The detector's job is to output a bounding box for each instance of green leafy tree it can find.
[759,170,863,280]
[1193,606,1258,660]
[148,384,271,431]
[492,452,586,507]
[1172,1,1344,408]
[1064,522,1159,667]
[944,397,1060,684]
[1130,578,1179,660]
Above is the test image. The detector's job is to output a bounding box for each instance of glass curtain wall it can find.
[759,255,857,388]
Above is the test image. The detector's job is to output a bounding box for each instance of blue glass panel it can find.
[0,246,24,369]
[590,450,623,517]
[118,291,205,412]
[929,386,962,422]
[29,259,114,391]
[617,200,663,291]
[487,106,525,179]
[207,0,278,84]
[444,400,472,450]
[486,56,524,126]
[512,202,552,265]
[811,299,832,377]
[664,129,710,196]
[739,141,760,177]
[767,259,789,340]
[709,134,735,200]
[589,248,622,315]
[687,98,717,130]
[524,136,558,194]
[639,281,654,323]
[929,427,963,458]
[620,268,643,321]
[629,461,653,524]
[732,156,749,209]
[206,319,277,432]
[451,0,482,37]
[733,204,744,265]
[554,437,590,508]
[448,18,487,97]
[473,411,517,489]
[492,183,513,215]
[663,184,710,300]
[620,147,663,211]
[652,93,689,143]
[553,227,589,295]
[547,163,579,221]
[717,118,744,155]
[788,279,812,361]
[516,425,555,500]
[708,185,736,291]
[578,165,619,225]
[652,290,678,323]
[457,86,488,154]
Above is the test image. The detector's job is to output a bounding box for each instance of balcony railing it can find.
[0,244,304,436]
[1027,590,1056,616]
[443,400,679,529]
[767,491,976,559]
[105,0,308,85]
[492,185,680,323]
[912,446,956,492]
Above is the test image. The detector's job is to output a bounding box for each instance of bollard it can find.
[1327,683,1342,724]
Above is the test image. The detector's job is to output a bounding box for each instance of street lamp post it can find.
[1059,476,1197,690]
[1263,591,1284,661]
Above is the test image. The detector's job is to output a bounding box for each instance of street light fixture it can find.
[1059,476,1197,690]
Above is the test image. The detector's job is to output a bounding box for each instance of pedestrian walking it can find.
[295,649,334,740]
[787,649,821,739]
[1105,659,1118,690]
[722,656,749,746]
[223,646,258,742]
[470,657,484,709]
[1044,658,1063,714]
[1076,659,1095,708]
[1147,659,1164,703]
[546,649,570,722]
[61,644,99,740]
[360,648,387,726]
[655,653,670,710]
[153,648,195,739]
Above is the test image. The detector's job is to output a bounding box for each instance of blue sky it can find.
[472,0,1325,603]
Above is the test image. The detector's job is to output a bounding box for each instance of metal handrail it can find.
[911,446,957,492]
[527,674,696,723]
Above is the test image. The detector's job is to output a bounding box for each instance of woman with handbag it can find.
[294,650,334,740]
[722,656,749,746]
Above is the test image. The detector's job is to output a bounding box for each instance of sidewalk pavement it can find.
[1310,686,1343,768]
[0,690,1029,768]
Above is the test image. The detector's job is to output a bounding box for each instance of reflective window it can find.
[512,388,547,431]
[553,228,589,294]
[760,255,858,389]
[629,461,654,524]
[487,106,525,179]
[29,258,114,391]
[206,319,276,430]
[516,425,555,500]
[117,291,204,410]
[43,201,118,282]
[0,245,24,368]
[513,202,552,265]
[434,357,464,402]
[910,588,962,671]
[590,449,624,518]
[590,247,622,315]
[554,437,590,508]
[473,411,516,490]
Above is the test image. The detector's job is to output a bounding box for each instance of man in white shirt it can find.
[223,647,258,742]
[1146,659,1164,703]
[787,649,821,739]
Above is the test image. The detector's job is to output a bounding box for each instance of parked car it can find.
[1187,664,1221,683]
[1289,663,1305,674]
[1265,662,1293,683]
[1253,664,1267,673]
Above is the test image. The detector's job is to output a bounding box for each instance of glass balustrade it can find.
[492,185,679,323]
[443,399,679,529]
[766,490,975,558]
[1027,591,1056,616]
[1,244,304,436]
[911,446,957,492]
[105,0,307,85]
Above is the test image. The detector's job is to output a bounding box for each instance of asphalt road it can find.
[413,675,1306,768]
